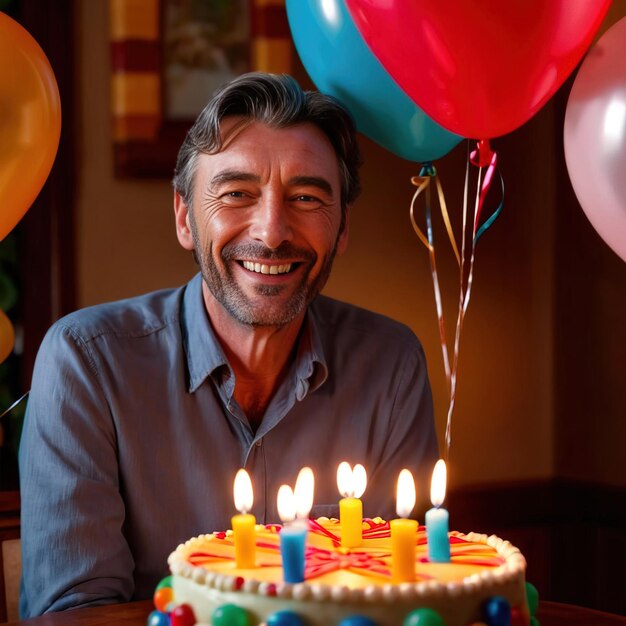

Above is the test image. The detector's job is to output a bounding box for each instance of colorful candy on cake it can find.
[147,463,540,626]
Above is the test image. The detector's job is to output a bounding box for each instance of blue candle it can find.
[426,459,451,563]
[279,522,308,583]
[426,505,450,562]
[277,471,314,584]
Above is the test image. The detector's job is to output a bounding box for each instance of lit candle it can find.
[391,469,418,583]
[294,466,315,520]
[277,467,314,583]
[337,462,367,549]
[232,468,256,568]
[425,459,451,562]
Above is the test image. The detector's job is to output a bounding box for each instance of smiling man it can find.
[19,73,438,616]
[174,114,350,429]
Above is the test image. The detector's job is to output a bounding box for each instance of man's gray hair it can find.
[172,73,362,222]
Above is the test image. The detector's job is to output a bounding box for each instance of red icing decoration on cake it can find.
[185,518,505,583]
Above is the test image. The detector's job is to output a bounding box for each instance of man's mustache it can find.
[221,242,315,263]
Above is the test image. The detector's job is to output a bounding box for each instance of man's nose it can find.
[249,194,293,249]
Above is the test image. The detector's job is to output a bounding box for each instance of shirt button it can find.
[255,440,262,447]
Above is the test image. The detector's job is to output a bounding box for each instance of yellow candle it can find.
[339,496,363,549]
[233,469,256,568]
[391,468,418,582]
[231,513,256,569]
[337,462,367,549]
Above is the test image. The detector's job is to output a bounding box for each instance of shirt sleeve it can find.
[366,335,439,520]
[19,322,134,617]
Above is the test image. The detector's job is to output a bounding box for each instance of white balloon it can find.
[564,17,626,264]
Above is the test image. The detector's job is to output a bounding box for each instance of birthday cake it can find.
[152,517,538,626]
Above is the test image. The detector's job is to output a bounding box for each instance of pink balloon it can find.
[564,18,626,263]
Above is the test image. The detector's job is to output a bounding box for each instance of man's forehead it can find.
[196,120,341,179]
[216,118,336,154]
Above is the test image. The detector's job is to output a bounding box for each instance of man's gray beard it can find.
[193,237,338,328]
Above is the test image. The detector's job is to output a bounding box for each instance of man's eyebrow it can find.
[288,176,334,197]
[210,170,260,186]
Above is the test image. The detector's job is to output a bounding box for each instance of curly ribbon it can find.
[410,164,459,384]
[411,140,504,462]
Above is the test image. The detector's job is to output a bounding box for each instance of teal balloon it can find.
[339,617,378,626]
[403,608,445,626]
[267,610,306,626]
[212,604,251,626]
[147,610,170,626]
[286,0,462,162]
[525,582,539,616]
[483,596,511,626]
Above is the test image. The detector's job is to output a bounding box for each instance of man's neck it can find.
[202,283,304,429]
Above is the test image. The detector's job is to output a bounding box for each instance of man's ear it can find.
[174,192,195,251]
[336,208,350,256]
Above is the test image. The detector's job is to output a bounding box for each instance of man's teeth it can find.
[242,261,292,275]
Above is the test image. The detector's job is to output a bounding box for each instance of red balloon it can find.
[345,0,610,139]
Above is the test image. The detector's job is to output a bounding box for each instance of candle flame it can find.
[396,468,416,518]
[337,461,352,497]
[294,467,315,519]
[353,464,367,499]
[233,468,253,514]
[277,484,296,523]
[336,461,367,498]
[430,459,447,507]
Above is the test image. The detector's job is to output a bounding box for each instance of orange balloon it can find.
[0,308,15,364]
[153,586,173,612]
[0,12,61,241]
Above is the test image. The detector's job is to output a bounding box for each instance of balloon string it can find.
[410,141,504,465]
[475,161,504,244]
[410,169,460,266]
[410,166,452,386]
[0,390,29,421]
[444,162,483,460]
[435,175,461,267]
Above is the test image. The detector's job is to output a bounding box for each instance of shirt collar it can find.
[181,273,329,396]
[182,273,230,393]
[295,301,328,397]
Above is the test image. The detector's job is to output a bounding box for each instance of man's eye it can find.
[226,191,246,198]
[294,195,318,203]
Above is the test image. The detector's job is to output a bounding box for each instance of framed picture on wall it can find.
[109,0,292,178]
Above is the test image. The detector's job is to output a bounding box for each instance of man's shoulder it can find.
[52,284,186,344]
[311,295,421,347]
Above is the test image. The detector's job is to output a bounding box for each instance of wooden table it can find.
[5,600,626,625]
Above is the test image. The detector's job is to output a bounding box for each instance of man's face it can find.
[175,119,348,328]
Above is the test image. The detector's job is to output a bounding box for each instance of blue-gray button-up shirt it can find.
[19,273,437,617]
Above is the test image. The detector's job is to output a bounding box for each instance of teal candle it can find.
[425,505,450,562]
[426,459,451,562]
[279,522,308,583]
[277,470,315,584]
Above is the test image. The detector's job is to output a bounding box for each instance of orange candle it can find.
[391,469,418,582]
